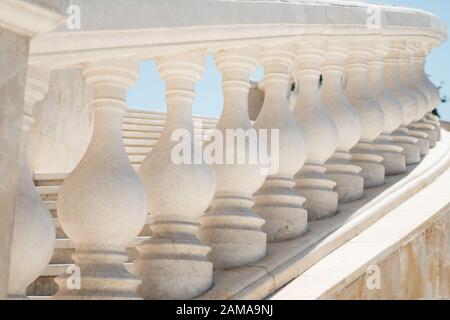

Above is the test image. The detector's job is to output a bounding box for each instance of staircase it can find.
[27,109,218,297]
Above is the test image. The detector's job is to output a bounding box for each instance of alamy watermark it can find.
[65,265,81,290]
[366,265,381,290]
[66,4,81,30]
[171,120,280,176]
[366,6,382,30]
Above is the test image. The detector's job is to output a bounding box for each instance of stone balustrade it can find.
[1,0,448,300]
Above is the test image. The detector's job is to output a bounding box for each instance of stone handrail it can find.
[2,0,448,300]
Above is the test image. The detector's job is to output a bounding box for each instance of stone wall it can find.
[28,68,92,174]
[324,208,450,300]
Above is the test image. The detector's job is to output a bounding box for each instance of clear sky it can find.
[127,0,449,121]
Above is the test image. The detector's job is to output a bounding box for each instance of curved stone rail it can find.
[200,130,450,299]
[2,0,448,300]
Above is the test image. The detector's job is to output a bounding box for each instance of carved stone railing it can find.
[1,0,448,300]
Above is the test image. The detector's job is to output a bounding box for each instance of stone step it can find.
[123,138,157,147]
[126,109,218,124]
[123,117,166,126]
[125,146,152,155]
[36,186,60,195]
[123,124,164,132]
[123,130,161,139]
[37,186,60,201]
[45,201,57,211]
[129,155,147,164]
[34,173,67,186]
[123,117,217,128]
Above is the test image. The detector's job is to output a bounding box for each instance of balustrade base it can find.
[297,187,339,221]
[411,120,437,148]
[417,126,437,148]
[392,130,422,165]
[407,127,430,156]
[198,227,267,269]
[254,205,308,242]
[134,216,213,300]
[326,152,364,204]
[253,176,307,242]
[326,172,364,204]
[379,151,406,176]
[351,160,385,188]
[199,195,267,269]
[52,249,142,300]
[295,163,338,221]
[396,142,421,165]
[351,142,385,188]
[134,257,213,300]
[425,116,441,143]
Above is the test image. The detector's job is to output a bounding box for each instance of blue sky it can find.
[127,0,449,120]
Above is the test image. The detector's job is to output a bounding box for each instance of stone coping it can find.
[270,161,450,299]
[0,0,64,36]
[199,130,450,299]
[29,0,446,68]
[28,0,446,33]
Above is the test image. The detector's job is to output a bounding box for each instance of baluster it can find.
[419,42,442,141]
[253,44,308,242]
[321,40,364,203]
[400,41,436,149]
[199,47,267,268]
[393,41,430,156]
[8,66,55,299]
[54,59,148,299]
[292,40,339,220]
[368,41,406,176]
[383,42,422,165]
[345,41,385,188]
[135,51,215,299]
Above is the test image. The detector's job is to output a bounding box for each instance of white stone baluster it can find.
[345,41,385,188]
[321,41,364,203]
[292,40,339,220]
[8,66,55,299]
[392,41,430,156]
[383,43,422,165]
[368,41,406,176]
[407,41,438,148]
[199,47,267,268]
[54,60,148,299]
[135,51,215,300]
[400,41,436,149]
[253,44,308,242]
[414,41,441,142]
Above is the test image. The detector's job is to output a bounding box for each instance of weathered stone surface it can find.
[29,69,92,174]
[0,28,29,300]
[328,211,450,300]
